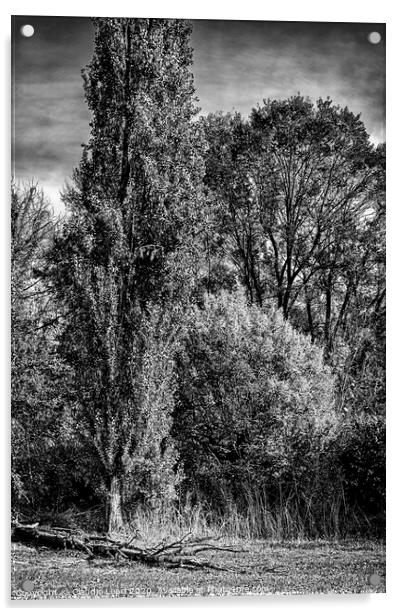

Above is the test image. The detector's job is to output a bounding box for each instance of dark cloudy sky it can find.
[12,16,385,210]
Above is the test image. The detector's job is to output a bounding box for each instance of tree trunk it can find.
[107,475,124,535]
[305,292,315,344]
[324,274,333,358]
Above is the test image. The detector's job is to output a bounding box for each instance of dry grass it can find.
[11,538,385,599]
[123,497,377,544]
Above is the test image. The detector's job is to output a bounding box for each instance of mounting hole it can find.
[368,31,381,44]
[22,579,34,591]
[368,573,381,587]
[20,24,35,38]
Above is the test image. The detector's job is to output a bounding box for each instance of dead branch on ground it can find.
[11,523,247,572]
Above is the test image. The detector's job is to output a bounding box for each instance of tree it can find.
[202,97,384,357]
[11,181,63,510]
[48,18,206,533]
[332,143,385,415]
[201,112,264,304]
[200,100,385,534]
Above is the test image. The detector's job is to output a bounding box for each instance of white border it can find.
[2,1,401,614]
[0,0,390,21]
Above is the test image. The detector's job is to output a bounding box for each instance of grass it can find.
[11,538,385,599]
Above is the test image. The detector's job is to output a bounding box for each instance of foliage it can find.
[202,98,384,348]
[337,412,385,535]
[173,289,338,534]
[11,182,72,511]
[11,25,385,540]
[201,97,386,481]
[47,18,206,532]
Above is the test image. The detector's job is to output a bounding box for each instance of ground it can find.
[11,538,385,599]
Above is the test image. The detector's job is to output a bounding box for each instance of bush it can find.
[336,413,385,536]
[173,289,339,537]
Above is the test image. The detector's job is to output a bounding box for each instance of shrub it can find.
[173,289,338,537]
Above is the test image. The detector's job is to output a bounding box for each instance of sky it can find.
[11,16,386,211]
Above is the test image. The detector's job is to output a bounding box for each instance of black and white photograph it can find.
[10,10,386,600]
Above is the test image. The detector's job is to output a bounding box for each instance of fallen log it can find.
[11,524,247,571]
[12,525,92,555]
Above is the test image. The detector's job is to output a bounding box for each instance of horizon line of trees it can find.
[11,17,385,539]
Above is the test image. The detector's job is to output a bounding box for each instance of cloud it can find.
[12,18,385,210]
[191,20,385,141]
[14,81,90,173]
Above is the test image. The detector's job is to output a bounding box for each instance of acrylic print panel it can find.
[11,15,386,599]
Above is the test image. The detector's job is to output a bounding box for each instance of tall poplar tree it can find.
[50,18,205,533]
